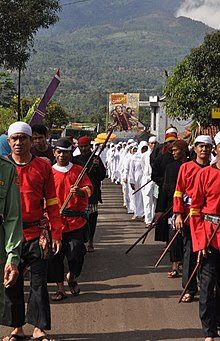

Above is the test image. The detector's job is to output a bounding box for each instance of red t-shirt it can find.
[52,162,93,233]
[10,155,62,241]
[190,164,220,252]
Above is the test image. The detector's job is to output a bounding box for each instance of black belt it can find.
[204,214,220,225]
[23,220,41,230]
[62,208,87,220]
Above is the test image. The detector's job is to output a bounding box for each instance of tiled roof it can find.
[178,125,220,140]
[200,125,220,138]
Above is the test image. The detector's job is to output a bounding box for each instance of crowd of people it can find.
[0,121,220,341]
[101,126,220,341]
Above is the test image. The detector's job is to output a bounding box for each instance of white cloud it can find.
[176,0,220,29]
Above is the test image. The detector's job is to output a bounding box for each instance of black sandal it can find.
[6,335,27,340]
[167,270,179,278]
[51,291,67,301]
[32,336,53,341]
[67,280,80,296]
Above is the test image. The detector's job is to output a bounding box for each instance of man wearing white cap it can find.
[2,122,62,341]
[190,132,220,341]
[173,135,213,303]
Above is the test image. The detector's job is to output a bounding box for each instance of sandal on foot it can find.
[51,291,67,301]
[4,335,27,341]
[32,336,54,341]
[67,280,80,296]
[87,244,94,252]
[167,270,179,278]
[181,293,194,303]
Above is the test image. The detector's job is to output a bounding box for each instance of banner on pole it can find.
[29,69,61,127]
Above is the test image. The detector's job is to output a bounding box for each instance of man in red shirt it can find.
[2,122,62,341]
[190,132,220,341]
[48,138,93,300]
[173,135,213,302]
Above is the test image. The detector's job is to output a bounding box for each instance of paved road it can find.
[1,179,203,340]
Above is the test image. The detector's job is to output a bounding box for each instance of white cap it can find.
[214,132,220,146]
[166,127,178,134]
[148,136,157,143]
[194,135,213,146]
[8,122,32,138]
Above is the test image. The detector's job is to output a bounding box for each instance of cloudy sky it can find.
[176,0,220,29]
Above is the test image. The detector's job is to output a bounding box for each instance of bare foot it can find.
[3,327,26,341]
[204,337,214,341]
[32,328,55,341]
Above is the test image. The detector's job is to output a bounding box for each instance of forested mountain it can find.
[20,0,213,126]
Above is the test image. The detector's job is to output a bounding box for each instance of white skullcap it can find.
[8,122,32,138]
[194,135,213,146]
[148,136,157,143]
[128,138,135,144]
[166,127,178,134]
[214,132,220,146]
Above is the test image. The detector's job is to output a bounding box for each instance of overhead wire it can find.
[62,0,91,6]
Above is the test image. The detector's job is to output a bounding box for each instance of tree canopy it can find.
[0,72,16,107]
[0,0,61,69]
[164,31,220,127]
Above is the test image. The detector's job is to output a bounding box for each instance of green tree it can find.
[164,31,220,127]
[0,107,17,133]
[0,72,16,107]
[0,0,61,69]
[44,101,69,129]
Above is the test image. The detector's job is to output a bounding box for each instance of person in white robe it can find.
[141,136,158,226]
[129,141,148,220]
[122,144,137,213]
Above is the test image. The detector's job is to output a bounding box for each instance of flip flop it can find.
[67,280,80,296]
[4,335,27,341]
[181,293,194,303]
[167,270,179,278]
[32,336,54,341]
[51,291,67,301]
[87,244,94,252]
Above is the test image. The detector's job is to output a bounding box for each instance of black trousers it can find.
[2,238,51,330]
[88,211,98,241]
[169,227,183,263]
[47,228,86,283]
[182,225,198,296]
[200,247,220,337]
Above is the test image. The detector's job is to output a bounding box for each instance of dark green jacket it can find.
[0,156,22,266]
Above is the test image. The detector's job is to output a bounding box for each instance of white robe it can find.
[122,151,134,213]
[129,152,144,217]
[141,150,156,224]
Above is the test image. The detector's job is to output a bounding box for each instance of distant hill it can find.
[20,0,214,127]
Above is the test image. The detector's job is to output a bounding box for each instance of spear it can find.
[125,206,172,254]
[132,179,152,195]
[60,144,100,214]
[154,214,190,267]
[88,127,114,173]
[178,222,220,303]
[141,206,173,245]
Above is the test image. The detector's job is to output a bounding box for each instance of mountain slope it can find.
[20,0,213,123]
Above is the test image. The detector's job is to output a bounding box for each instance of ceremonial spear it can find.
[60,127,115,214]
[125,206,173,254]
[154,214,190,268]
[178,222,220,303]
